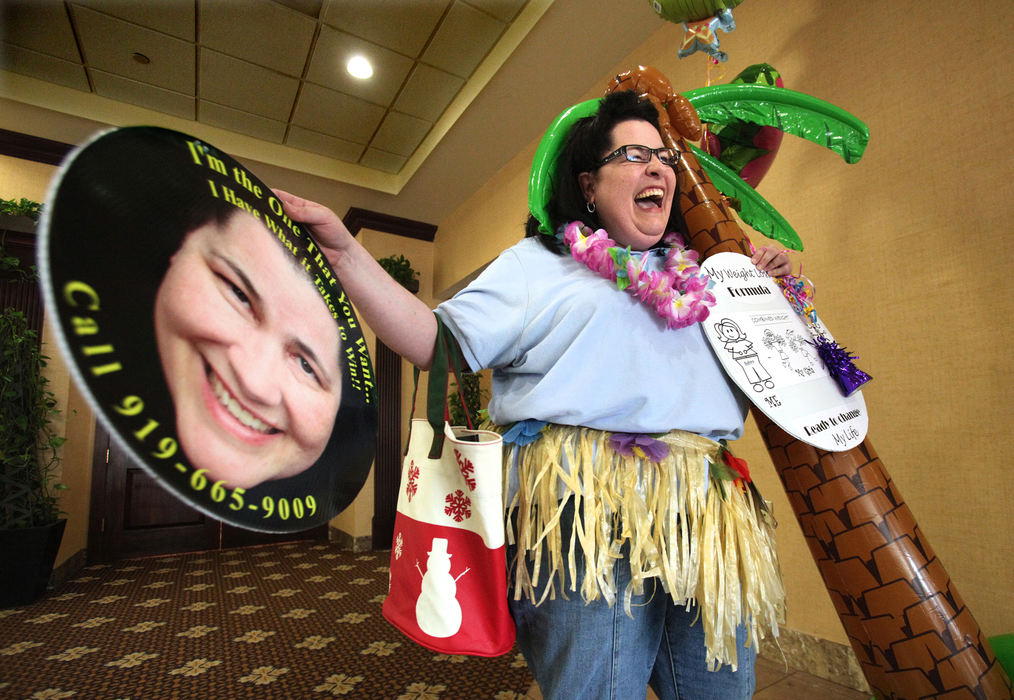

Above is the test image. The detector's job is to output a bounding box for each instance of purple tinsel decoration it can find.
[811,335,872,397]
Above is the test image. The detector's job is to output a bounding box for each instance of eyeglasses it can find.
[598,144,681,168]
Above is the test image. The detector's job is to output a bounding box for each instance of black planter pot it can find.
[0,519,67,608]
[0,213,38,234]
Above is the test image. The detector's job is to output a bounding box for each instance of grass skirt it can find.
[493,423,785,671]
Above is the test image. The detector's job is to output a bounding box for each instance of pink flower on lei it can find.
[628,256,715,329]
[624,255,649,289]
[666,277,716,326]
[563,222,616,279]
[632,271,675,313]
[665,246,702,283]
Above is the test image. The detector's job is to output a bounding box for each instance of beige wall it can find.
[432,0,1014,645]
[1,154,53,203]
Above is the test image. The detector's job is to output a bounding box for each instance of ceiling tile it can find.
[0,0,569,195]
[73,0,196,41]
[273,0,323,19]
[200,101,286,143]
[0,43,90,91]
[291,81,385,144]
[422,0,505,78]
[464,0,527,23]
[199,49,299,122]
[72,4,194,94]
[306,26,413,106]
[89,69,195,119]
[199,0,315,77]
[286,125,364,163]
[394,63,463,122]
[359,147,406,174]
[2,0,81,61]
[321,0,447,58]
[371,111,431,157]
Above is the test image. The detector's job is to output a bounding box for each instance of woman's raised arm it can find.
[275,190,438,369]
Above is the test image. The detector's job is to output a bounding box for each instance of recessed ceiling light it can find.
[132,52,151,65]
[346,55,373,80]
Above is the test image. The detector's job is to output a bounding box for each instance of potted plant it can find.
[448,370,487,427]
[377,254,419,293]
[0,197,42,234]
[0,246,67,608]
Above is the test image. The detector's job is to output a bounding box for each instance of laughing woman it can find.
[278,90,791,698]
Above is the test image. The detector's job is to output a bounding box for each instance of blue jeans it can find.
[507,511,756,699]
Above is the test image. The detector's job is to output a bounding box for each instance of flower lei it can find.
[559,221,716,329]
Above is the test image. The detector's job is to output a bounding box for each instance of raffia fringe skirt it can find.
[493,423,785,671]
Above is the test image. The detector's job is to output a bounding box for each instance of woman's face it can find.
[154,211,342,489]
[578,119,677,251]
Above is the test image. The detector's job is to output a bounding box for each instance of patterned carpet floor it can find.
[0,540,534,699]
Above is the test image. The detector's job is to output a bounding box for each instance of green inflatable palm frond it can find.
[683,83,870,164]
[690,144,803,251]
[681,83,870,249]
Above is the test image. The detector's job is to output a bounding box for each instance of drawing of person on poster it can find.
[40,127,377,532]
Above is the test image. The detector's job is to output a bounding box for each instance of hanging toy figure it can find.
[679,9,736,62]
[648,1,745,62]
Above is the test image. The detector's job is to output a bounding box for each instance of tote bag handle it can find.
[407,314,474,458]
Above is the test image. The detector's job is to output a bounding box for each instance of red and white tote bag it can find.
[382,419,513,656]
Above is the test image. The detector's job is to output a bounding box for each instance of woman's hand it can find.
[273,189,352,268]
[751,246,793,278]
[271,189,438,368]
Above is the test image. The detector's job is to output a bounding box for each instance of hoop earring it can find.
[586,201,596,213]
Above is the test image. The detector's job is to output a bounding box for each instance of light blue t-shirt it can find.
[436,237,747,441]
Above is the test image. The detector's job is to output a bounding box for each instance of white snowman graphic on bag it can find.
[415,538,470,637]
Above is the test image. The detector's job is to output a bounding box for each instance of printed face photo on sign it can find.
[40,127,376,532]
[154,207,344,489]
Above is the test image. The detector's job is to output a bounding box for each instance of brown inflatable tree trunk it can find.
[674,146,1012,699]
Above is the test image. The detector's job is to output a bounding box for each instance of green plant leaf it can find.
[683,83,870,164]
[448,370,487,427]
[690,144,803,250]
[0,196,43,220]
[0,303,66,528]
[376,254,418,288]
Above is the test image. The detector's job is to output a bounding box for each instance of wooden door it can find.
[88,424,325,562]
[88,424,220,561]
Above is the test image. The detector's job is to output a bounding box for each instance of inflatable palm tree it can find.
[609,66,1012,699]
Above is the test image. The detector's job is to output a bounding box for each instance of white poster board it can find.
[701,252,868,451]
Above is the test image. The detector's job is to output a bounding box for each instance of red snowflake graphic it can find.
[406,462,420,501]
[443,489,472,522]
[454,449,477,491]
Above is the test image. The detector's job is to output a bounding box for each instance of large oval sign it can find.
[39,127,377,532]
